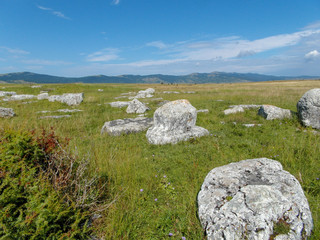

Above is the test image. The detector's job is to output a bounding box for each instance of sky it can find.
[1,0,320,77]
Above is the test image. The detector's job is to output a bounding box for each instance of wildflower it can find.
[155,175,158,177]
[155,198,158,201]
[182,237,186,240]
[164,175,167,178]
[168,233,173,237]
[316,178,319,180]
[140,189,143,192]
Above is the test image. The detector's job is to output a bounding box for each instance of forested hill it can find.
[0,71,319,84]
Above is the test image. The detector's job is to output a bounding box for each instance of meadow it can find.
[1,80,320,239]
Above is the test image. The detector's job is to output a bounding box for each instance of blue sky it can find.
[1,0,320,77]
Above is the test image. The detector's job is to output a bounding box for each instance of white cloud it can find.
[0,46,30,55]
[37,5,71,20]
[171,29,320,61]
[87,48,120,62]
[112,0,120,5]
[146,41,168,49]
[21,59,72,66]
[305,50,320,61]
[237,50,256,58]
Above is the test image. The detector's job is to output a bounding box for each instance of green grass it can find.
[1,80,320,239]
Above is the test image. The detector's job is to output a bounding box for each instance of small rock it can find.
[101,117,153,136]
[242,123,262,127]
[229,104,261,109]
[0,107,15,118]
[126,99,150,114]
[37,93,49,100]
[30,85,42,88]
[197,109,209,113]
[0,91,16,97]
[129,88,155,99]
[39,115,71,119]
[258,105,292,120]
[109,101,130,108]
[98,89,104,92]
[4,94,35,101]
[163,91,180,94]
[224,106,244,115]
[183,91,196,94]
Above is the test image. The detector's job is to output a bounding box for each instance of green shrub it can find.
[0,130,91,239]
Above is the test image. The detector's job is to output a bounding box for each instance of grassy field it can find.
[1,80,320,239]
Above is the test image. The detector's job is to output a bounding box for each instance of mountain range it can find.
[0,72,319,84]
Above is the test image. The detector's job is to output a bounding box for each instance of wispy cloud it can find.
[146,41,168,49]
[87,48,120,62]
[0,46,30,55]
[111,0,120,5]
[21,59,72,66]
[37,5,71,20]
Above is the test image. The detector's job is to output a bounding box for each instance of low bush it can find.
[0,129,106,239]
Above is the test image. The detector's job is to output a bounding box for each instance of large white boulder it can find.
[146,99,209,144]
[198,158,313,240]
[297,88,320,129]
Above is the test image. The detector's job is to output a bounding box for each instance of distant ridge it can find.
[0,71,319,84]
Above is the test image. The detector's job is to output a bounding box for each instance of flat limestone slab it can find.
[101,117,153,136]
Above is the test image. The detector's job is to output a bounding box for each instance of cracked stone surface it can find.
[258,105,292,120]
[197,158,313,240]
[146,99,209,144]
[297,88,320,129]
[126,99,150,114]
[101,117,153,136]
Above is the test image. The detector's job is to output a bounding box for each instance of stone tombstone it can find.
[297,88,320,129]
[146,99,209,144]
[48,93,84,106]
[258,105,292,120]
[126,99,150,114]
[60,93,84,106]
[198,158,313,240]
